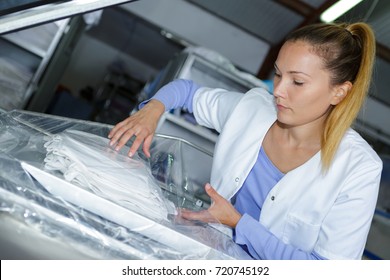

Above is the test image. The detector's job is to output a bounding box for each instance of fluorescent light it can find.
[320,0,363,22]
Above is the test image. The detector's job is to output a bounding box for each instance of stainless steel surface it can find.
[0,213,93,259]
[0,0,136,34]
[156,114,217,156]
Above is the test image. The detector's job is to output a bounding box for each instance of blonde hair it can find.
[286,22,376,171]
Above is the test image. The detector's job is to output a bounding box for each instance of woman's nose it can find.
[273,81,285,98]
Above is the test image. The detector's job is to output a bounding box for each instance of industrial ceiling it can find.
[186,0,390,80]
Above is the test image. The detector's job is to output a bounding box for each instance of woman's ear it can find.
[331,81,352,105]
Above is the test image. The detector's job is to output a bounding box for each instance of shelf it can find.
[163,113,218,144]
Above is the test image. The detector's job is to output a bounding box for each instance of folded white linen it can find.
[43,130,175,222]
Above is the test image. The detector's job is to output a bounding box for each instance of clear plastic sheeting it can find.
[183,46,269,91]
[0,110,251,260]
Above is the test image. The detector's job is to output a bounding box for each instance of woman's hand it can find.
[108,99,165,157]
[180,183,242,228]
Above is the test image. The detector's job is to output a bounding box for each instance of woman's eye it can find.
[294,80,304,86]
[274,73,281,78]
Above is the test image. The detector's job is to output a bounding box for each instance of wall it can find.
[60,33,157,96]
[122,0,270,74]
[357,97,390,146]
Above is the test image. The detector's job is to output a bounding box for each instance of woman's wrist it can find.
[146,99,165,117]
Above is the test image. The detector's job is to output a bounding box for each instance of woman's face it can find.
[273,40,340,128]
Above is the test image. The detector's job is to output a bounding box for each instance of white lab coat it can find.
[193,86,383,259]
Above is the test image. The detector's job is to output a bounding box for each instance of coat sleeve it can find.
[235,214,326,259]
[192,87,245,133]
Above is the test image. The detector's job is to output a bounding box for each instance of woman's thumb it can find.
[205,183,219,199]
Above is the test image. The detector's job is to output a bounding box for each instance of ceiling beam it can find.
[377,42,390,63]
[297,0,339,27]
[257,0,339,80]
[274,0,314,17]
[185,0,274,45]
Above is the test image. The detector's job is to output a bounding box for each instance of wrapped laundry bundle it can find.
[42,129,176,222]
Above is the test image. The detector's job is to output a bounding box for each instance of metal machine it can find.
[0,109,250,259]
[0,1,255,260]
[147,47,270,154]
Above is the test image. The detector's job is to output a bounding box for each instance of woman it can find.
[108,22,382,259]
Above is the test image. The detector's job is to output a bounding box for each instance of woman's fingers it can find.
[128,128,148,157]
[204,183,220,202]
[107,100,165,156]
[142,134,154,158]
[107,120,123,139]
[179,208,218,223]
[107,115,152,155]
[179,183,242,228]
[108,118,133,147]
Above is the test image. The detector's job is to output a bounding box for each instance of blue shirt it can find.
[233,147,284,221]
[143,79,326,259]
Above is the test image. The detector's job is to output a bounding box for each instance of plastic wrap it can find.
[183,46,269,90]
[0,110,251,259]
[41,130,176,222]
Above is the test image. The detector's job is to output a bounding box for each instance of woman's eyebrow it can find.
[289,71,311,77]
[274,63,311,77]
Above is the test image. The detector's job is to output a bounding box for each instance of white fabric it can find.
[43,130,175,222]
[192,87,383,259]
